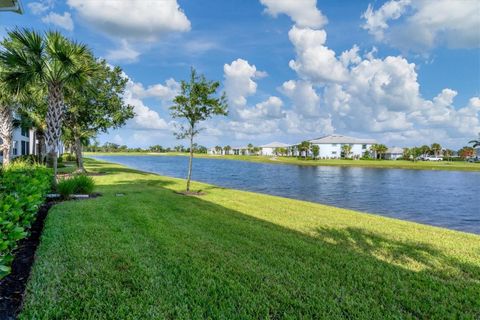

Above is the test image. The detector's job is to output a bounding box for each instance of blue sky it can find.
[2,0,479,148]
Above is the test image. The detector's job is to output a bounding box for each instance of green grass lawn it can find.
[85,151,480,171]
[21,159,480,319]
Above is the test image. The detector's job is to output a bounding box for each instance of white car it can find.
[424,156,443,161]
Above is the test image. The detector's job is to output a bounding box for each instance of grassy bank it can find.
[84,151,480,171]
[21,159,480,319]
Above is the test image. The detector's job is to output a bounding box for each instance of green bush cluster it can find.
[57,174,95,198]
[60,153,77,162]
[0,162,52,279]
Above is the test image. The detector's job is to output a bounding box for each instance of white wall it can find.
[312,143,372,159]
[261,147,275,156]
[385,153,402,160]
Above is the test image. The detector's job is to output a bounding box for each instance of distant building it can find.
[385,147,404,160]
[259,142,290,156]
[295,134,377,159]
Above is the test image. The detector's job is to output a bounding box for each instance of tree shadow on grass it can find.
[313,227,480,282]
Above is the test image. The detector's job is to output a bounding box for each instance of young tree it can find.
[0,29,94,182]
[63,60,134,172]
[311,144,320,159]
[341,144,352,159]
[170,68,227,192]
[299,141,311,159]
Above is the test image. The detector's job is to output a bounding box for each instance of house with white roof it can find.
[293,134,377,159]
[385,147,404,160]
[259,142,290,156]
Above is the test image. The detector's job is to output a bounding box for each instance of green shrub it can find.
[60,153,77,162]
[57,178,77,198]
[73,175,95,194]
[12,154,42,164]
[57,174,95,198]
[0,162,52,279]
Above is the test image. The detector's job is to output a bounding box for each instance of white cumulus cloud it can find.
[67,0,191,42]
[41,12,74,31]
[288,26,348,83]
[260,0,327,28]
[362,0,480,52]
[224,58,265,107]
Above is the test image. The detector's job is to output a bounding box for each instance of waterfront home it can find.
[385,147,404,160]
[296,134,377,159]
[0,125,36,162]
[259,142,290,156]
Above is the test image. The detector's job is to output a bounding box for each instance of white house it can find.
[0,126,36,162]
[385,147,404,160]
[259,142,290,156]
[303,134,377,159]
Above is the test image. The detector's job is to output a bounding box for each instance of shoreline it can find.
[86,157,478,235]
[84,151,480,172]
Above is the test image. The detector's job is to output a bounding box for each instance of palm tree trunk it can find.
[0,106,13,166]
[45,84,65,184]
[186,132,194,192]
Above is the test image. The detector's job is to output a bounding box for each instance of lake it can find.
[92,155,480,234]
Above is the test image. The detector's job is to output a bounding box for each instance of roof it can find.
[259,142,290,148]
[308,134,377,145]
[0,0,23,13]
[387,147,404,154]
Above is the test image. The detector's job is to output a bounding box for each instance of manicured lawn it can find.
[21,159,480,319]
[85,151,480,171]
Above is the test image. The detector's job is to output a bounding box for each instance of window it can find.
[332,143,337,146]
[21,141,27,155]
[362,144,367,149]
[13,141,17,155]
[332,151,337,155]
[21,127,29,138]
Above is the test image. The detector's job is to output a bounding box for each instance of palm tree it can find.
[0,29,94,181]
[420,145,431,158]
[469,133,480,148]
[0,87,15,165]
[299,141,311,159]
[431,143,442,157]
[341,144,352,159]
[223,145,231,155]
[215,145,222,154]
[371,144,388,159]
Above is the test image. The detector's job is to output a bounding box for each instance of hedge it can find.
[0,162,52,279]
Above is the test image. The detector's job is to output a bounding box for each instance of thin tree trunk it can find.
[74,134,85,173]
[45,84,65,184]
[0,106,13,166]
[186,132,194,192]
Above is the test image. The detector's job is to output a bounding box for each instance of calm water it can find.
[93,155,480,234]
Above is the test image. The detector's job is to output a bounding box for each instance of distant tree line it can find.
[84,141,208,154]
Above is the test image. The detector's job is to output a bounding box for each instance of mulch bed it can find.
[0,201,53,320]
